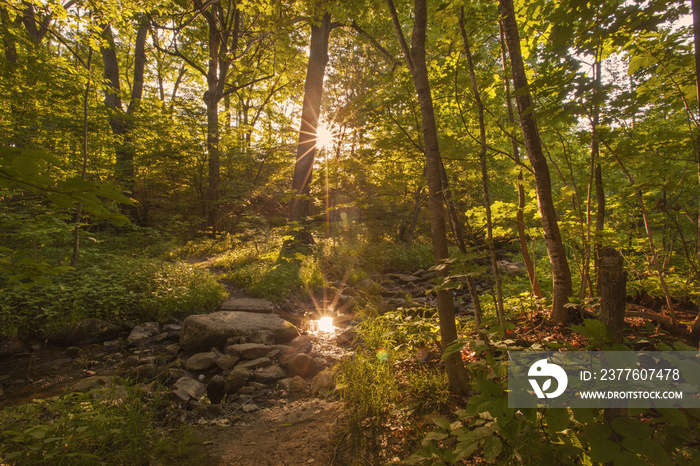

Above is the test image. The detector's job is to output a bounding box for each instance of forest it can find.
[1,0,700,464]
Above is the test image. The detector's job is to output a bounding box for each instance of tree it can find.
[499,0,573,324]
[289,9,334,245]
[387,0,469,393]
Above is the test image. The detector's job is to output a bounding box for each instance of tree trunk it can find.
[598,247,626,341]
[101,24,139,220]
[289,12,332,245]
[691,0,700,334]
[460,7,504,328]
[498,21,541,300]
[388,0,470,394]
[499,0,572,324]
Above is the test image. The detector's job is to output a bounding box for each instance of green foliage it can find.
[0,385,178,465]
[338,309,452,422]
[0,256,226,338]
[409,334,700,465]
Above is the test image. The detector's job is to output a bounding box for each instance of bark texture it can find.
[388,0,469,393]
[499,0,573,323]
[290,12,332,245]
[598,247,626,342]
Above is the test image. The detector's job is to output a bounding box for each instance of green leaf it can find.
[610,417,653,439]
[620,436,671,464]
[482,436,502,462]
[545,408,571,433]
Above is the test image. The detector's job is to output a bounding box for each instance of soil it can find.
[179,398,350,466]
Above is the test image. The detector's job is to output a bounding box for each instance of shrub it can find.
[0,256,226,338]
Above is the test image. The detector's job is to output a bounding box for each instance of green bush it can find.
[0,256,226,338]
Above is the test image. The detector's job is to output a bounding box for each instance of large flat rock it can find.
[180,311,298,352]
[220,298,274,313]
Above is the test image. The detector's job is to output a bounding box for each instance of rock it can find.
[162,323,181,338]
[164,343,180,355]
[207,375,226,404]
[357,278,380,295]
[497,260,526,276]
[334,294,357,314]
[215,354,239,371]
[288,335,313,354]
[71,376,114,392]
[174,377,206,400]
[221,297,275,314]
[127,322,160,345]
[241,403,259,413]
[185,352,218,371]
[48,319,122,346]
[169,387,191,403]
[280,353,320,378]
[249,330,274,345]
[336,327,357,346]
[311,368,334,396]
[64,346,81,357]
[253,365,287,384]
[290,376,310,393]
[225,343,273,360]
[131,364,158,381]
[180,311,299,352]
[235,357,272,371]
[225,368,252,394]
[387,273,423,284]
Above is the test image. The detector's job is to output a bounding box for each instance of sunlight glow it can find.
[316,124,335,150]
[316,316,336,333]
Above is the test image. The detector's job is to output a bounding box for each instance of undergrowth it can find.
[0,256,226,338]
[0,384,191,465]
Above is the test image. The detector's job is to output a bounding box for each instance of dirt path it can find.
[183,398,349,466]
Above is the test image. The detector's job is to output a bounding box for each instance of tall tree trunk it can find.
[500,0,572,324]
[289,12,332,245]
[498,21,542,300]
[101,24,141,220]
[691,0,700,334]
[460,7,504,328]
[693,0,700,279]
[388,0,469,394]
[73,49,92,268]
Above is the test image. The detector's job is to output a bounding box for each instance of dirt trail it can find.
[186,398,348,466]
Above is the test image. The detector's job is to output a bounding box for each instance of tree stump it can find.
[598,247,626,342]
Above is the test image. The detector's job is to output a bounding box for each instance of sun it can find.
[316,316,336,333]
[316,123,335,150]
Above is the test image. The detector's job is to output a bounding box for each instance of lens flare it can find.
[317,316,335,333]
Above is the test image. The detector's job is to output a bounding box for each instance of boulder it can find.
[280,353,321,378]
[174,377,206,400]
[253,365,288,384]
[185,352,218,371]
[49,319,122,346]
[225,368,252,394]
[220,297,275,314]
[180,311,299,352]
[225,343,273,360]
[127,322,160,345]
